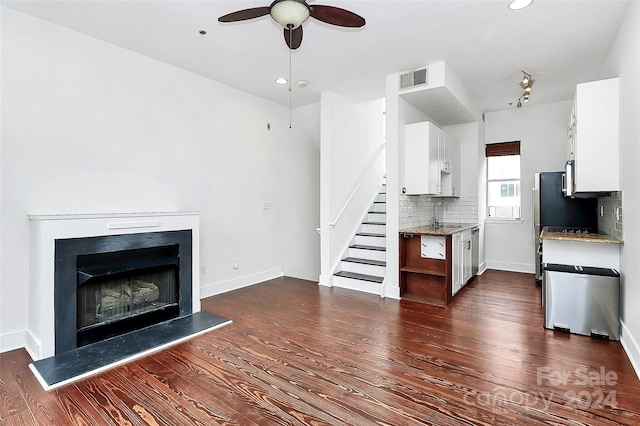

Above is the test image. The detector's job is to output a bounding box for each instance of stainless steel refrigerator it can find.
[532,172,597,281]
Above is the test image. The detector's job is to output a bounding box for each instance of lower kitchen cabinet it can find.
[399,233,452,307]
[451,229,473,296]
[400,228,475,306]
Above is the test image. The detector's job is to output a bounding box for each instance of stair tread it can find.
[349,244,386,251]
[342,257,386,266]
[334,271,384,283]
[368,211,386,214]
[357,232,385,237]
[362,221,385,225]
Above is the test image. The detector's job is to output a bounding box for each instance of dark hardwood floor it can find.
[2,270,639,425]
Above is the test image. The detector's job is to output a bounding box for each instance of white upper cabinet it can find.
[404,121,441,195]
[440,137,460,197]
[404,121,460,197]
[571,78,620,193]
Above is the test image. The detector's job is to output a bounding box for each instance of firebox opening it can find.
[74,245,180,348]
[54,230,193,355]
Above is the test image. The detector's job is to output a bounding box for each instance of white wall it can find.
[484,101,573,273]
[0,7,320,351]
[603,0,640,378]
[319,92,384,284]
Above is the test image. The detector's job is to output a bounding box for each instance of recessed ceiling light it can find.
[508,0,533,10]
[275,78,288,85]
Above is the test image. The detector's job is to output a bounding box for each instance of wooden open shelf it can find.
[399,234,452,306]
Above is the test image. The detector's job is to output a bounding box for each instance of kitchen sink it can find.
[430,223,462,230]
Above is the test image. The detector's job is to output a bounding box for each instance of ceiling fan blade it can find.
[218,7,270,23]
[310,5,365,28]
[284,26,303,50]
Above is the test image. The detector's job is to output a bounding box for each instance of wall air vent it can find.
[399,68,428,90]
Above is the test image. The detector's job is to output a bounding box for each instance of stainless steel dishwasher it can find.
[471,227,479,276]
[543,263,620,340]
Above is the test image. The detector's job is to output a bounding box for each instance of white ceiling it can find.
[2,0,631,113]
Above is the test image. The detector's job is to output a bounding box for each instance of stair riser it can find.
[332,276,383,295]
[367,213,386,222]
[355,235,385,247]
[371,203,386,213]
[376,193,387,202]
[341,262,386,276]
[362,223,386,234]
[348,248,386,261]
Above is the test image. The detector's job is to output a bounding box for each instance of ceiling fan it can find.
[218,0,366,50]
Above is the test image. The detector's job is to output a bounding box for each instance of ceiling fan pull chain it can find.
[288,24,293,129]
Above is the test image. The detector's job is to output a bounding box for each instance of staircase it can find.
[332,185,386,295]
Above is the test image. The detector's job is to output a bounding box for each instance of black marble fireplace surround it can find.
[54,230,192,354]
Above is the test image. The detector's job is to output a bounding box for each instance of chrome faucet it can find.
[432,200,448,228]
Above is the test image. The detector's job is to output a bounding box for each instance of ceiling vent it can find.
[399,68,428,90]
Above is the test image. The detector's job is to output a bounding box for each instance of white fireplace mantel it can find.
[28,211,201,360]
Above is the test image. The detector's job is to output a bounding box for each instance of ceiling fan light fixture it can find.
[508,0,534,10]
[270,0,310,29]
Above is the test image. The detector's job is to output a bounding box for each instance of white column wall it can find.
[602,1,640,378]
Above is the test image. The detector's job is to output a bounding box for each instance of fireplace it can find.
[54,231,192,354]
[28,212,201,360]
[76,247,179,348]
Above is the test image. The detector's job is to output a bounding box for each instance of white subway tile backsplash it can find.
[400,195,478,228]
[597,192,623,239]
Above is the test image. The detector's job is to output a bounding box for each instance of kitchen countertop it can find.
[540,226,623,244]
[400,223,479,236]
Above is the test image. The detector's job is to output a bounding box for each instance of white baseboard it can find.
[621,320,640,380]
[383,284,400,299]
[486,261,534,274]
[478,261,488,275]
[0,329,38,359]
[199,267,283,299]
[318,274,332,287]
[1,330,27,354]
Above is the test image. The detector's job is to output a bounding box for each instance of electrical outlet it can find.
[263,202,271,210]
[200,265,206,275]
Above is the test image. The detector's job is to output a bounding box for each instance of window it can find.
[486,142,521,219]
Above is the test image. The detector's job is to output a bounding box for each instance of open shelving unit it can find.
[399,234,452,307]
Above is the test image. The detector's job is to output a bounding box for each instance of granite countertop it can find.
[540,226,623,244]
[400,223,479,236]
